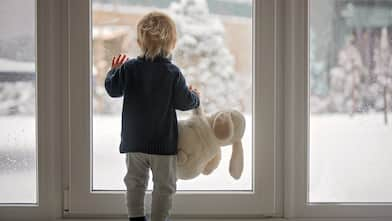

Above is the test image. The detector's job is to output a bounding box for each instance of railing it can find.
[0,71,35,82]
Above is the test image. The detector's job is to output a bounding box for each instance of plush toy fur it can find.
[176,106,246,180]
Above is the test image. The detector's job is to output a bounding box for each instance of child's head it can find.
[137,11,177,60]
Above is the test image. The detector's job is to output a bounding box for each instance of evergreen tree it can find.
[328,37,365,114]
[170,0,243,113]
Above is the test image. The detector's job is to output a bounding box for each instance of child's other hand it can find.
[111,54,128,69]
[189,85,200,97]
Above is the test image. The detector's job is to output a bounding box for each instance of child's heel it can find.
[129,216,147,221]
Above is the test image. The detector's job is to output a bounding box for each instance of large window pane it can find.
[0,0,36,204]
[92,0,252,191]
[309,0,392,202]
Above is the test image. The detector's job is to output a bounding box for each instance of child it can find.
[104,11,200,221]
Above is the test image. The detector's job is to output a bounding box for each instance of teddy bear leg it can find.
[202,149,221,175]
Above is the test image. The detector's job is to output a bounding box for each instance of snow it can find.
[0,116,35,151]
[0,58,35,73]
[0,171,36,204]
[309,113,392,202]
[1,114,392,203]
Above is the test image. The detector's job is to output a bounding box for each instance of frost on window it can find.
[0,0,36,204]
[310,0,392,202]
[92,0,252,191]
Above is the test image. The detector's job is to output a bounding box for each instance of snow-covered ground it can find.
[0,116,36,203]
[1,114,392,203]
[0,58,35,73]
[309,114,392,202]
[0,171,36,204]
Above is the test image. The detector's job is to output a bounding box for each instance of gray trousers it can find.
[124,152,177,221]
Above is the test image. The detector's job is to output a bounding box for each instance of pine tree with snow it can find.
[373,27,392,124]
[328,36,365,114]
[169,0,242,113]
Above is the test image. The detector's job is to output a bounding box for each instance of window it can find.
[0,0,37,204]
[309,0,392,203]
[285,0,392,218]
[2,0,392,220]
[0,0,72,219]
[91,0,252,191]
[67,0,279,217]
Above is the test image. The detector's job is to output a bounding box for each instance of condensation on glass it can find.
[309,0,392,202]
[0,0,37,204]
[91,0,252,191]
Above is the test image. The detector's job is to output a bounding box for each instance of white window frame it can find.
[65,0,283,218]
[6,1,392,220]
[283,0,392,219]
[0,0,68,220]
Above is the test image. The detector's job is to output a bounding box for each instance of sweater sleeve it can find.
[173,72,200,111]
[104,62,129,97]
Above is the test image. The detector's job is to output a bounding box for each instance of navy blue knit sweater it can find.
[104,55,200,155]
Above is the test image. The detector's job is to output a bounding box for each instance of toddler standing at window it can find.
[105,11,200,221]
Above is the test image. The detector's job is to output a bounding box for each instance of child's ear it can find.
[172,41,176,50]
[171,37,176,50]
[137,38,141,47]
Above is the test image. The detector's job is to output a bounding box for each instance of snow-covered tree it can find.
[169,0,243,113]
[0,82,35,115]
[327,37,365,114]
[373,27,392,124]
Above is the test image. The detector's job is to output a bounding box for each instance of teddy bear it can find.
[176,105,246,180]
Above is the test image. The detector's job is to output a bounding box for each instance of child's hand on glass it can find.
[189,85,200,97]
[111,54,128,69]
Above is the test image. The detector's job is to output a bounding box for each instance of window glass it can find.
[0,0,36,204]
[92,0,252,191]
[309,0,392,202]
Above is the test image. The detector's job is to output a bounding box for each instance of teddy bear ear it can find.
[212,112,234,142]
[229,140,243,179]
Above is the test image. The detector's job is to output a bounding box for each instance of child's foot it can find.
[129,216,147,221]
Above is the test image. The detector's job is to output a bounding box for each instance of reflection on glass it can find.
[0,0,36,204]
[92,0,252,191]
[309,0,392,202]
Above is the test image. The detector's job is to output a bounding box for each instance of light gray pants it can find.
[124,152,177,221]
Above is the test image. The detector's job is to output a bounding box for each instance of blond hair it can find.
[137,11,177,60]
